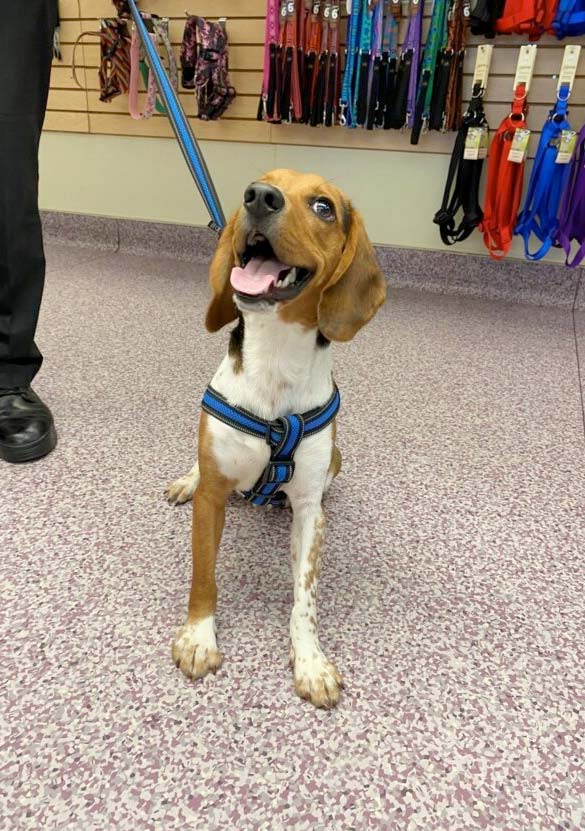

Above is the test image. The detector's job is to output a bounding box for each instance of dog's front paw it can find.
[292,648,344,709]
[172,618,222,680]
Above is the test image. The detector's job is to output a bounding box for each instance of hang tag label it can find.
[508,129,531,163]
[464,126,489,160]
[472,45,493,91]
[557,45,581,93]
[513,45,537,93]
[556,130,577,164]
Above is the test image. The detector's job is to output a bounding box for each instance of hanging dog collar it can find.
[202,385,341,507]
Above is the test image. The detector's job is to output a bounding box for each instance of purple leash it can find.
[556,123,585,267]
[404,0,424,129]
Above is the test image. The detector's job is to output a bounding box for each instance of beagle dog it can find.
[166,169,386,708]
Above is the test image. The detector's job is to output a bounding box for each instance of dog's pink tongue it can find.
[230,256,286,296]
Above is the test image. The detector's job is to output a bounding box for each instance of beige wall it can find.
[40,130,561,263]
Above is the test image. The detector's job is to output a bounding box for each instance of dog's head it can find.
[205,169,386,342]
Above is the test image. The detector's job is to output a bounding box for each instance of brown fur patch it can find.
[328,419,342,481]
[304,513,325,592]
[228,314,245,374]
[187,413,235,623]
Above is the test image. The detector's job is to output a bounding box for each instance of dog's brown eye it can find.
[311,198,335,222]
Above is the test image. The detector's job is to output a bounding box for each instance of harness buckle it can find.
[259,460,296,487]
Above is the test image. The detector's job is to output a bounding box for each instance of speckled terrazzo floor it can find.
[1,243,585,831]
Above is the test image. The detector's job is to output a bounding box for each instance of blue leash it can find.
[515,84,573,261]
[202,384,341,507]
[127,0,226,232]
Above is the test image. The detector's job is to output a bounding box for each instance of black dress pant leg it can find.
[0,0,57,388]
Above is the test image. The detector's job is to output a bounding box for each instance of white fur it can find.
[168,304,342,706]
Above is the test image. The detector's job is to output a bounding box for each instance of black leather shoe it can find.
[0,387,57,463]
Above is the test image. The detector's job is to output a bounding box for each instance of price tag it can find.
[464,126,489,160]
[472,45,493,91]
[557,45,581,93]
[513,45,537,93]
[556,130,577,164]
[508,129,531,164]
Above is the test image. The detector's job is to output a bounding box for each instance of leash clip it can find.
[339,102,347,126]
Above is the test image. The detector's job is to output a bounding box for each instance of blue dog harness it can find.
[202,384,341,507]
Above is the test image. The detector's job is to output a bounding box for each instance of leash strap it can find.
[470,0,505,35]
[480,82,529,260]
[377,0,398,127]
[202,385,341,507]
[325,2,341,126]
[280,0,303,121]
[556,122,585,267]
[354,0,374,126]
[411,0,448,144]
[302,1,322,122]
[309,3,329,126]
[429,0,468,132]
[495,0,546,39]
[127,0,225,232]
[553,0,585,37]
[259,0,282,121]
[515,85,572,261]
[340,0,361,126]
[129,26,157,119]
[366,0,384,129]
[404,0,425,130]
[146,17,177,114]
[433,82,488,244]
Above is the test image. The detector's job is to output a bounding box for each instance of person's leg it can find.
[0,0,59,462]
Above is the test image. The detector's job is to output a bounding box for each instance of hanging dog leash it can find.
[433,82,489,244]
[556,122,585,266]
[480,45,536,259]
[353,0,375,126]
[258,0,282,121]
[324,2,341,126]
[339,0,361,126]
[514,85,573,260]
[124,0,225,232]
[387,0,424,130]
[378,0,400,128]
[411,0,449,144]
[365,0,384,129]
[480,83,529,259]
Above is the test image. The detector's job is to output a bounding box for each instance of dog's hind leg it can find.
[323,445,342,495]
[165,463,200,505]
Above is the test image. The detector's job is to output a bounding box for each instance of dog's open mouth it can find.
[230,234,313,303]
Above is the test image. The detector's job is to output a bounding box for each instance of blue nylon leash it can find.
[340,0,362,127]
[202,384,341,507]
[515,84,573,261]
[127,0,226,232]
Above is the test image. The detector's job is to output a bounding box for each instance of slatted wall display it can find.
[49,0,585,157]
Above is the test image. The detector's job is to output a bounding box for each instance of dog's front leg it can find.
[172,416,232,681]
[289,500,344,708]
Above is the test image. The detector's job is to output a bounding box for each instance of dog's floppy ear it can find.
[317,204,386,342]
[205,212,239,333]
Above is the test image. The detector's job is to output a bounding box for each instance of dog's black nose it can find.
[243,183,285,218]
